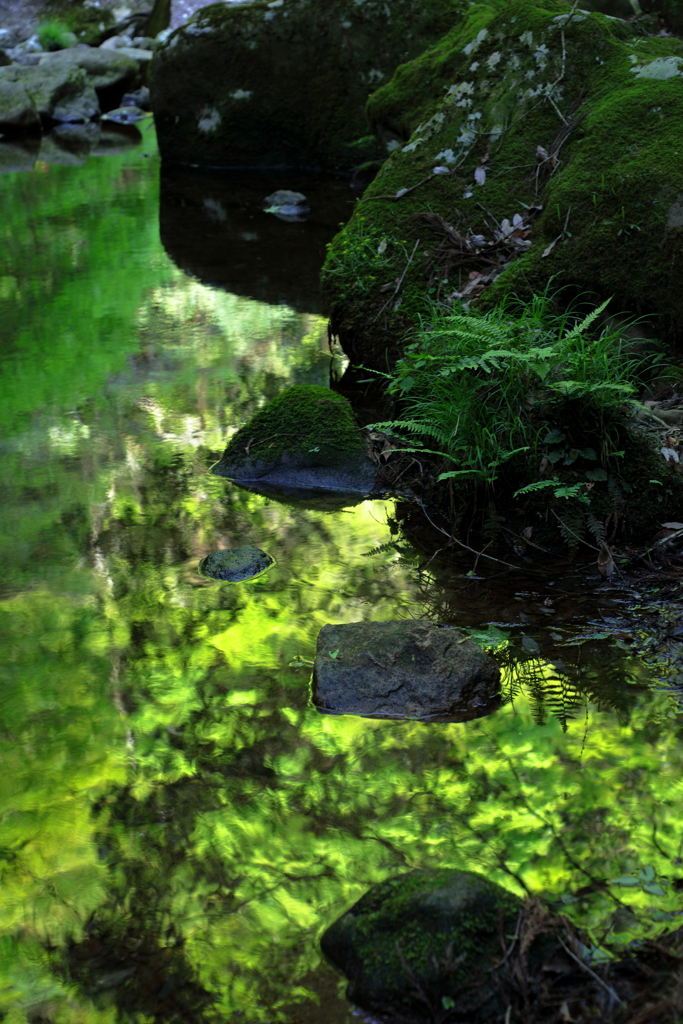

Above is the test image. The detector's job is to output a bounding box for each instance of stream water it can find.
[1,125,683,1024]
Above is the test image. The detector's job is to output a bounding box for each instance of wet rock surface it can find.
[313,620,501,720]
[198,545,274,582]
[321,868,521,1021]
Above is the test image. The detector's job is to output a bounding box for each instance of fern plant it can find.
[367,288,660,492]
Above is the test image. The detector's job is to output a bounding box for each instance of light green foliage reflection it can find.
[1,127,683,1024]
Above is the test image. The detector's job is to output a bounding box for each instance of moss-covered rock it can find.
[210,384,377,494]
[321,868,522,1019]
[149,0,468,170]
[323,0,683,365]
[198,545,274,582]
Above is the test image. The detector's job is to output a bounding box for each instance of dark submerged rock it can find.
[198,545,274,582]
[313,620,500,720]
[211,385,377,495]
[321,868,521,1021]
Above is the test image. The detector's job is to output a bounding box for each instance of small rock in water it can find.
[198,545,274,583]
[101,104,149,123]
[121,85,151,110]
[263,189,310,221]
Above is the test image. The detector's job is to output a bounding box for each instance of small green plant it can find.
[36,20,76,52]
[367,289,660,492]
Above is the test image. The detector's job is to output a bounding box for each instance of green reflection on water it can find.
[1,131,682,1024]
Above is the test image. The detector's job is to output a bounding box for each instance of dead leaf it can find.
[536,145,550,161]
[395,188,408,198]
[474,166,487,186]
[598,544,615,577]
[662,521,683,529]
[661,446,680,463]
[480,150,489,164]
[559,1002,575,1023]
[541,235,561,258]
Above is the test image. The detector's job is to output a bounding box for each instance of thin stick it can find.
[372,239,420,321]
[556,935,626,1009]
[551,509,601,553]
[420,503,529,572]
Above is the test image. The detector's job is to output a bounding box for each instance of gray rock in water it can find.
[36,47,139,91]
[321,868,522,1021]
[0,136,39,173]
[313,620,500,721]
[102,104,150,123]
[198,545,274,583]
[0,63,99,127]
[149,0,463,169]
[264,189,310,220]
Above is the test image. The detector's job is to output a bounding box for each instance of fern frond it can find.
[365,419,452,447]
[586,512,606,546]
[514,478,561,497]
[561,297,611,343]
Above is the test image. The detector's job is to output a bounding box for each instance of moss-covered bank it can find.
[323,0,683,364]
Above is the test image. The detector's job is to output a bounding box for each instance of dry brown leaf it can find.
[541,235,561,258]
[474,166,487,186]
[598,544,615,577]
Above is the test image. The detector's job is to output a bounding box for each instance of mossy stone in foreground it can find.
[321,869,521,1019]
[211,385,377,494]
[198,546,274,582]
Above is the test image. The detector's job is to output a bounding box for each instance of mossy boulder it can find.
[321,868,522,1019]
[198,545,274,582]
[210,384,377,495]
[323,0,683,365]
[149,0,468,170]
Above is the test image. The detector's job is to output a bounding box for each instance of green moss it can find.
[323,869,521,1016]
[216,384,366,470]
[43,1,114,44]
[323,0,683,363]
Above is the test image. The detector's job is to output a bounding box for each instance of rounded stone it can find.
[198,545,274,583]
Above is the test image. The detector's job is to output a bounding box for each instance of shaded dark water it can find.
[1,127,683,1024]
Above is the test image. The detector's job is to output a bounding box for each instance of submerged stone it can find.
[211,385,377,495]
[198,545,274,582]
[264,188,310,221]
[321,868,521,1020]
[313,620,500,720]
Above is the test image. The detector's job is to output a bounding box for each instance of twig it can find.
[420,502,532,572]
[551,509,601,553]
[633,527,683,562]
[373,239,420,322]
[556,935,626,1009]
